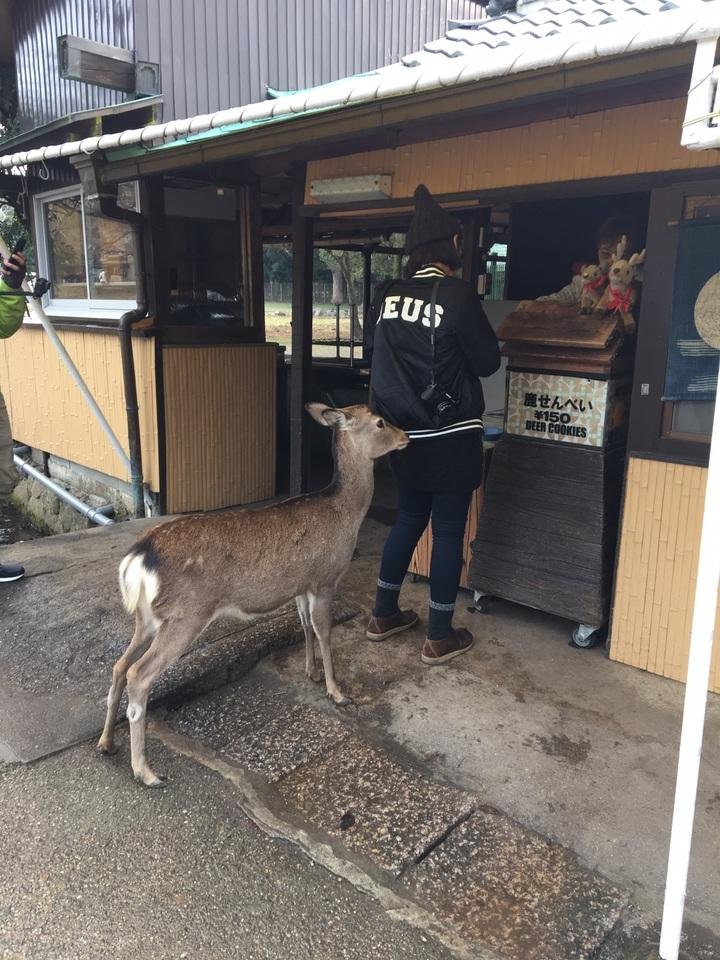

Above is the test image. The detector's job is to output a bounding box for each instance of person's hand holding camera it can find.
[1,251,27,290]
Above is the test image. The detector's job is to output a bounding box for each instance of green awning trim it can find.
[103,101,341,163]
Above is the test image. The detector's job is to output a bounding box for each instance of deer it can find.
[97,403,408,787]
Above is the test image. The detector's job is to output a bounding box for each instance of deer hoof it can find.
[134,770,167,789]
[330,691,352,707]
[97,738,118,756]
[307,667,325,684]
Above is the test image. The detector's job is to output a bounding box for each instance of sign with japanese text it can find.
[505,372,610,447]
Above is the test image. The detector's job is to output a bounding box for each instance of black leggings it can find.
[374,482,473,640]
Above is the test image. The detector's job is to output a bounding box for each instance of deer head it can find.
[609,238,646,291]
[305,403,409,459]
[581,263,605,285]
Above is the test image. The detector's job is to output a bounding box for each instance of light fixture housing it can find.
[309,175,392,204]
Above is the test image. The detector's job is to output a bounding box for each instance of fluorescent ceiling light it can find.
[310,175,392,204]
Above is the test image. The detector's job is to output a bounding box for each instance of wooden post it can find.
[138,175,168,321]
[362,248,373,363]
[461,208,487,289]
[239,181,265,338]
[289,166,314,495]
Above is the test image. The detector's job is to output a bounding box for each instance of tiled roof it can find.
[412,0,696,67]
[1,0,719,171]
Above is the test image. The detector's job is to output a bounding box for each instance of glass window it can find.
[662,193,720,441]
[43,195,86,300]
[166,217,243,326]
[87,212,138,302]
[36,185,139,315]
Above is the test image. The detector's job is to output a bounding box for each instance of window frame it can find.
[627,178,720,469]
[33,184,139,321]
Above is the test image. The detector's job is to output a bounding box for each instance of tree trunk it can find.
[330,267,345,305]
[339,252,363,338]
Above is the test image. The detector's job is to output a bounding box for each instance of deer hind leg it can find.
[98,608,157,755]
[296,594,323,683]
[308,589,348,706]
[125,615,204,788]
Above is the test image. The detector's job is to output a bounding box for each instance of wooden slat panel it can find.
[609,457,720,692]
[307,98,718,201]
[410,486,484,591]
[162,344,276,513]
[0,325,160,490]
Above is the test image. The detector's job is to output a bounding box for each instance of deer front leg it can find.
[296,594,323,683]
[98,611,156,755]
[308,589,349,706]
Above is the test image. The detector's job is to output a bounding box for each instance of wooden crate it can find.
[409,486,484,591]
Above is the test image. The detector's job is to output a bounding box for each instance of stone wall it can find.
[8,454,136,535]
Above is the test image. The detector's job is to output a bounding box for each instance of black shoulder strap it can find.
[427,279,441,387]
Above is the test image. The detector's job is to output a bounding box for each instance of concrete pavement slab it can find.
[167,676,351,781]
[403,808,626,960]
[277,735,477,876]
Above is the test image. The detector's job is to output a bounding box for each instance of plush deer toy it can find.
[579,263,608,314]
[594,236,646,333]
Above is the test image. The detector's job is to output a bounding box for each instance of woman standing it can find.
[365,185,500,664]
[0,248,28,583]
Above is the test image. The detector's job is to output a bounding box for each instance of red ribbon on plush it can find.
[606,286,633,313]
[582,274,608,294]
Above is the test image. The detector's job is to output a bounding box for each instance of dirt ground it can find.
[265,302,363,354]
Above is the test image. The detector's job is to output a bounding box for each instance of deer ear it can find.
[305,403,353,429]
[629,249,646,267]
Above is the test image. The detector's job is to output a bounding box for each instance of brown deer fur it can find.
[98,403,408,787]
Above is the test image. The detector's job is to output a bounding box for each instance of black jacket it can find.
[367,268,501,440]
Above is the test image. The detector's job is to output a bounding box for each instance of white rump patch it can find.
[118,553,160,614]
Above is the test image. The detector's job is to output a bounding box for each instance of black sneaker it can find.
[0,562,25,583]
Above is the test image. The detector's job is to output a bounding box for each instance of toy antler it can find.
[612,235,628,262]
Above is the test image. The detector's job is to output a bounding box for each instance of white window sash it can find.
[33,184,138,320]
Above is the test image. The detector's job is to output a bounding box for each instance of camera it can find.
[421,382,459,427]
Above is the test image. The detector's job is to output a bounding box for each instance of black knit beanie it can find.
[404,184,462,254]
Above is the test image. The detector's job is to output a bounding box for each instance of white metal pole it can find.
[659,355,720,960]
[0,238,132,475]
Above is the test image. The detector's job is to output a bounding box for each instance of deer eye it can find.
[377,419,385,429]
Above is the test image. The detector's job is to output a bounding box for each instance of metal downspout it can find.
[119,303,148,519]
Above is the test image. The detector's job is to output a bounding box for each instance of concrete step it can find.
[162,666,630,960]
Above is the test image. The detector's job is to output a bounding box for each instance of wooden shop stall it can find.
[469,305,633,646]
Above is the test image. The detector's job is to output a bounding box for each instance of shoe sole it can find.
[366,615,419,642]
[421,636,475,665]
[0,574,24,583]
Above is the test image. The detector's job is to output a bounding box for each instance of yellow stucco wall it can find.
[609,457,720,692]
[307,97,718,201]
[0,324,160,491]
